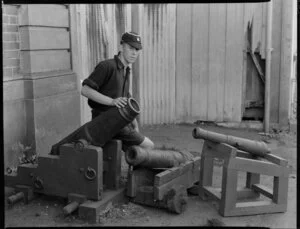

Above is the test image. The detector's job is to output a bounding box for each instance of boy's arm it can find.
[81,85,127,108]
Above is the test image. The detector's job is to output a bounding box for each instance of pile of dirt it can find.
[98,202,147,224]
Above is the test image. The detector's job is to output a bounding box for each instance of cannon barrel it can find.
[51,97,140,155]
[192,127,270,157]
[125,146,194,168]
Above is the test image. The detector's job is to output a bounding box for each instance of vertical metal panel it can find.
[175,4,193,122]
[191,4,209,121]
[207,4,226,122]
[138,4,176,125]
[224,4,244,122]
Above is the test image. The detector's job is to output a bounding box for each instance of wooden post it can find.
[264,0,273,133]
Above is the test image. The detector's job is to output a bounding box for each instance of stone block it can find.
[25,90,81,157]
[19,4,69,27]
[3,99,27,167]
[20,27,70,50]
[20,50,71,73]
[79,188,128,223]
[23,71,77,99]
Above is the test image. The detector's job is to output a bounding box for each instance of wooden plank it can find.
[236,150,255,159]
[205,186,258,200]
[270,0,283,123]
[246,172,260,191]
[224,3,244,122]
[279,0,294,127]
[175,4,192,121]
[192,157,201,182]
[252,184,273,199]
[224,203,287,216]
[251,3,263,53]
[219,167,238,215]
[102,140,122,190]
[154,169,194,201]
[273,176,288,206]
[208,3,226,122]
[191,3,209,121]
[263,153,288,166]
[202,141,237,160]
[229,157,290,177]
[203,186,221,200]
[248,50,265,83]
[261,2,267,59]
[154,160,194,186]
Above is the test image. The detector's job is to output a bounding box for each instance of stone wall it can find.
[3,4,81,169]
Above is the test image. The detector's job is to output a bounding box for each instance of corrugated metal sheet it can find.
[175,3,267,123]
[137,4,176,125]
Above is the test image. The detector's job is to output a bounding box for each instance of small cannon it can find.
[51,97,140,155]
[5,97,141,223]
[192,127,270,157]
[125,146,194,168]
[125,146,200,214]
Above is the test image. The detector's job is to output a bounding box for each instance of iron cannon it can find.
[192,127,270,157]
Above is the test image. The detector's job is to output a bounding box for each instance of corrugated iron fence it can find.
[73,3,296,126]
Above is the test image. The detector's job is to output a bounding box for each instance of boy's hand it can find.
[111,97,127,108]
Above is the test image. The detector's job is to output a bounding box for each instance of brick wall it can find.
[2,5,21,81]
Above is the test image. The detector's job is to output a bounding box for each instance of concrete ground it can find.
[4,123,297,228]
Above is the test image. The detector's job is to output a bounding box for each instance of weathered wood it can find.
[63,201,80,215]
[5,144,103,200]
[192,157,201,182]
[228,157,290,177]
[219,167,238,215]
[247,50,265,83]
[166,185,188,214]
[236,150,255,159]
[102,140,122,190]
[246,172,260,196]
[15,185,35,204]
[202,141,237,159]
[154,160,194,186]
[199,141,290,216]
[126,167,136,197]
[203,186,259,201]
[7,192,25,205]
[264,153,288,166]
[279,0,294,127]
[269,0,283,124]
[252,184,273,199]
[199,155,214,199]
[191,4,209,120]
[154,170,194,201]
[273,176,288,206]
[202,186,221,200]
[225,202,287,217]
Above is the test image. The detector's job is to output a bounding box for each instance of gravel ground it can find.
[4,123,297,228]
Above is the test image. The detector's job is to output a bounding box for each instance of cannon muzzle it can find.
[50,97,140,155]
[192,127,270,157]
[125,146,194,168]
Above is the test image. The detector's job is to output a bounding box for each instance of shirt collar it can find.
[114,55,125,70]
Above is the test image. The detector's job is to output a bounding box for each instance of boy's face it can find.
[121,43,141,64]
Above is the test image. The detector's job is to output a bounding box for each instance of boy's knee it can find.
[139,137,154,149]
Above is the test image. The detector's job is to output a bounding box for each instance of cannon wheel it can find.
[166,185,188,214]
